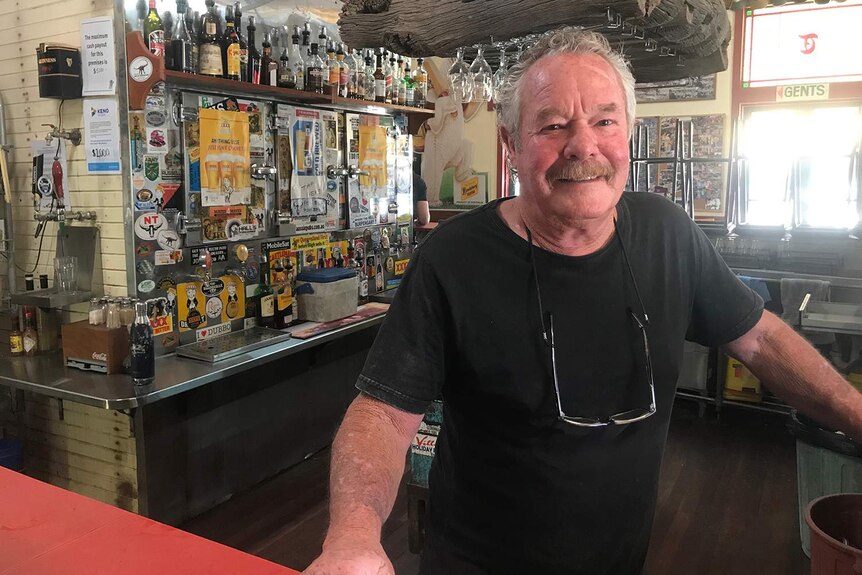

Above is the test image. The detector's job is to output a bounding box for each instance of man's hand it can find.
[302,536,394,575]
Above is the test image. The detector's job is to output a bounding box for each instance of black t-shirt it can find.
[358,193,763,575]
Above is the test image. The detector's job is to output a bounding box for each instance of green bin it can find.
[789,411,862,557]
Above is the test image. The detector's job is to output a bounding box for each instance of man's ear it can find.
[499,125,518,165]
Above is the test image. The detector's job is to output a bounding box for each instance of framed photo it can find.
[635,75,717,103]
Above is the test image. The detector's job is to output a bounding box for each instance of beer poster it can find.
[347,115,390,228]
[199,108,251,207]
[289,108,327,216]
[202,205,265,242]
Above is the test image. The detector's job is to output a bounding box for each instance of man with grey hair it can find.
[305,27,862,575]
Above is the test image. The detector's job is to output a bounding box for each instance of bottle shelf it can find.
[164,70,435,116]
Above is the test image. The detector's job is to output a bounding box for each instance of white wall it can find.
[1,0,128,301]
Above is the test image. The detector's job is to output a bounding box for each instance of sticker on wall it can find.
[196,322,231,342]
[138,279,156,293]
[222,278,244,321]
[157,276,177,291]
[145,110,166,128]
[135,243,154,258]
[178,282,205,331]
[205,296,223,320]
[156,229,181,251]
[201,278,225,298]
[135,212,167,240]
[154,249,182,266]
[147,127,167,154]
[144,155,160,181]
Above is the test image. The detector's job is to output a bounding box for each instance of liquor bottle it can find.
[278,44,295,88]
[247,16,261,83]
[136,0,147,33]
[255,254,275,328]
[198,0,223,77]
[221,5,241,81]
[305,43,325,93]
[144,0,165,57]
[273,258,294,329]
[326,41,339,95]
[375,258,384,292]
[347,48,359,98]
[404,59,415,107]
[129,302,155,386]
[300,22,313,74]
[396,55,406,106]
[383,52,398,104]
[363,52,375,101]
[289,27,305,90]
[373,54,386,103]
[131,115,144,171]
[190,10,200,72]
[162,10,174,70]
[413,58,428,108]
[337,43,349,98]
[171,6,194,73]
[234,3,248,82]
[22,308,38,357]
[260,31,278,86]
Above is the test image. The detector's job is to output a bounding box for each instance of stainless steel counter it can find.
[0,316,385,411]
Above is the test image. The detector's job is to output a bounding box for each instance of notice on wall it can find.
[347,119,390,228]
[31,140,71,213]
[81,17,117,96]
[83,97,121,174]
[199,108,251,207]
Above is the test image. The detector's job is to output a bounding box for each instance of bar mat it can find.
[288,302,389,339]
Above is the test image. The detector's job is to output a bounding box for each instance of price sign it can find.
[83,97,121,174]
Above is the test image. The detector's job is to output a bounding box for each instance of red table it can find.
[0,467,300,575]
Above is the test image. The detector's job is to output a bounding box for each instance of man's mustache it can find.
[546,161,614,185]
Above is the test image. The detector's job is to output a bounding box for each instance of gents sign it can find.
[775,83,829,102]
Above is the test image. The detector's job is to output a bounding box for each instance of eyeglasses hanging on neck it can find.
[525,220,657,427]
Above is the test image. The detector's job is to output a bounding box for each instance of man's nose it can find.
[562,124,599,160]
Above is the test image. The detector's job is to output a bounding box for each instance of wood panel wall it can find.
[1,0,129,299]
[0,387,139,512]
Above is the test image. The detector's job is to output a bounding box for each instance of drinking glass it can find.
[492,48,509,100]
[54,256,78,293]
[470,46,494,102]
[448,47,474,103]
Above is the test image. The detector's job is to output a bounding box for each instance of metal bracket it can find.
[179,106,199,123]
[57,398,64,421]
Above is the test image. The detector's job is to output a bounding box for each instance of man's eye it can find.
[597,119,616,127]
[543,124,563,131]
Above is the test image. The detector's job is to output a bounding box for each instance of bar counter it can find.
[0,316,384,525]
[0,314,386,410]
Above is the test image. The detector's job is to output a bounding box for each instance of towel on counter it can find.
[738,276,771,304]
[780,278,834,345]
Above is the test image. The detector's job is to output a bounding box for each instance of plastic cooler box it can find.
[788,410,862,557]
[295,267,358,323]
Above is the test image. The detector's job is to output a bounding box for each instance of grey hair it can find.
[496,27,636,148]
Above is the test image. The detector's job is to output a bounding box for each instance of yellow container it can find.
[724,355,762,402]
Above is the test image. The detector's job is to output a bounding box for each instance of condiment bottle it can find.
[22,308,38,356]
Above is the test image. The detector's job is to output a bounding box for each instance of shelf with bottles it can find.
[164,70,435,116]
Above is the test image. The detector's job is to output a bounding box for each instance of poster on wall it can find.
[394,135,413,224]
[636,114,727,220]
[279,105,340,233]
[635,75,717,103]
[199,108,251,207]
[347,115,391,228]
[31,140,71,213]
[84,97,122,174]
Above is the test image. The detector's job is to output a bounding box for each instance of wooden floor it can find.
[182,400,810,575]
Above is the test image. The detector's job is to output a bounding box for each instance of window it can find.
[738,103,861,230]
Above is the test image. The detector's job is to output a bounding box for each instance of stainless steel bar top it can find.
[732,268,862,290]
[0,315,385,411]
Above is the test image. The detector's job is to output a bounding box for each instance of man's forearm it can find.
[728,312,862,440]
[326,393,422,544]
